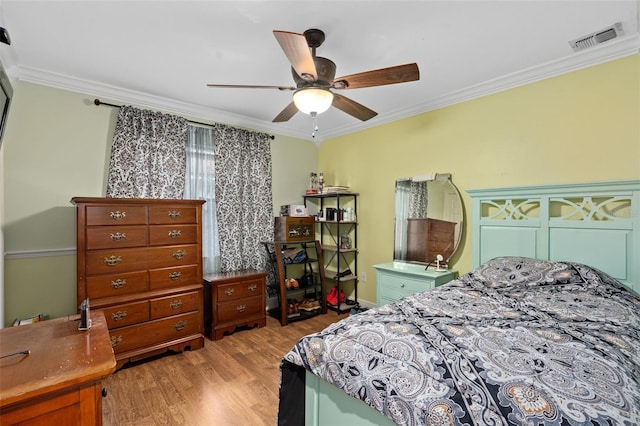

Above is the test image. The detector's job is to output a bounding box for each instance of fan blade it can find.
[207,84,295,90]
[332,94,377,121]
[333,63,419,90]
[272,101,299,122]
[273,30,317,81]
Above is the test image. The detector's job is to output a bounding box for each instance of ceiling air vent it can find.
[569,22,624,51]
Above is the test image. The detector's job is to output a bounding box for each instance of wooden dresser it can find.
[406,218,457,263]
[71,197,205,369]
[203,270,267,340]
[0,311,115,426]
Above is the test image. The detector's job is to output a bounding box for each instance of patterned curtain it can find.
[408,181,428,218]
[107,106,187,198]
[184,126,219,274]
[213,124,273,272]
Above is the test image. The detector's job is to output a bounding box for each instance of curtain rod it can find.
[93,98,275,140]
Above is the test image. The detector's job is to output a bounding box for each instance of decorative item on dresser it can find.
[71,197,205,370]
[0,311,115,426]
[203,270,267,340]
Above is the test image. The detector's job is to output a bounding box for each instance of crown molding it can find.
[320,34,640,140]
[15,34,639,143]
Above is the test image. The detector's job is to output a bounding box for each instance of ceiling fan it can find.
[207,28,420,124]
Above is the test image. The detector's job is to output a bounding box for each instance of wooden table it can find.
[0,311,116,425]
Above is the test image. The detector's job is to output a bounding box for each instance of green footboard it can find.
[304,371,395,426]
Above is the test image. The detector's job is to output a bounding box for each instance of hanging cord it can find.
[311,111,319,139]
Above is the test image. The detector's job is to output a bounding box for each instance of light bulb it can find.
[293,88,334,115]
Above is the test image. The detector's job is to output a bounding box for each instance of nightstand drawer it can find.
[216,296,262,324]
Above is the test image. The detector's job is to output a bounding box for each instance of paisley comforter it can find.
[280,257,640,425]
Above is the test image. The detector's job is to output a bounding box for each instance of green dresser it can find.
[374,262,457,306]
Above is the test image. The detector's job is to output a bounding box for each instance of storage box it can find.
[279,204,308,217]
[274,216,315,242]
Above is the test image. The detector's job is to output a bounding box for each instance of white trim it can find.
[14,34,639,142]
[5,248,76,259]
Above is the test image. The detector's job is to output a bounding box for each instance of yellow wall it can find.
[319,55,640,305]
[1,81,316,324]
[2,55,638,321]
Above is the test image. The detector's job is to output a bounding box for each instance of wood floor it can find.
[102,312,344,426]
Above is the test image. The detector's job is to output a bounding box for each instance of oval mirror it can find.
[393,173,464,266]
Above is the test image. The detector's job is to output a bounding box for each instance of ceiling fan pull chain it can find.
[311,111,319,138]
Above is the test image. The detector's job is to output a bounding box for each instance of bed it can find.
[277,180,640,426]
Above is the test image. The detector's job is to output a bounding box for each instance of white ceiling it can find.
[0,1,638,142]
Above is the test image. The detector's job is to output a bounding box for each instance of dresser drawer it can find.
[103,301,150,329]
[149,224,198,246]
[86,205,147,226]
[379,272,433,294]
[149,206,198,224]
[149,265,199,290]
[150,290,201,319]
[86,225,148,249]
[86,271,148,299]
[216,296,262,324]
[86,245,199,274]
[240,278,264,297]
[109,312,200,354]
[378,284,420,303]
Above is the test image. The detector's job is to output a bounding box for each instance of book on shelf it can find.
[322,186,350,194]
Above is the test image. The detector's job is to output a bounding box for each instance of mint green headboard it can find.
[467,180,640,294]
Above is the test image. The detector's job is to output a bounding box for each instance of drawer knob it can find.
[168,230,182,239]
[247,284,257,292]
[111,278,126,289]
[104,255,122,266]
[236,304,246,312]
[111,311,127,321]
[173,320,187,331]
[169,271,182,281]
[168,210,182,219]
[110,232,127,241]
[224,288,235,296]
[110,335,123,347]
[169,300,183,309]
[110,211,126,220]
[172,250,187,260]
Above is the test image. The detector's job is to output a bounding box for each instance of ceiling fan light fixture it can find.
[293,88,334,115]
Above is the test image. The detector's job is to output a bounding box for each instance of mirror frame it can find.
[393,173,464,266]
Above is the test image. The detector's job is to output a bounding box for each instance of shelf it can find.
[262,240,328,326]
[326,302,356,314]
[321,245,357,253]
[267,307,323,323]
[303,193,359,315]
[303,192,359,198]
